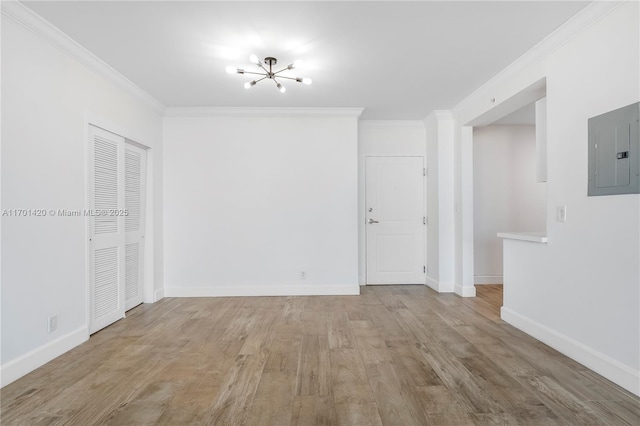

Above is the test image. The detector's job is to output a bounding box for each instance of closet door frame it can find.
[85,116,153,335]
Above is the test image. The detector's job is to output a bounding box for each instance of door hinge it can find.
[423,216,427,225]
[423,168,426,177]
[423,266,426,273]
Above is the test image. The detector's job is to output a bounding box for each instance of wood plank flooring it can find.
[2,285,639,425]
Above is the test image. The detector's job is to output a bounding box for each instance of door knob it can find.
[368,218,379,224]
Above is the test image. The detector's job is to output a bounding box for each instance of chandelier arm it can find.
[258,63,270,74]
[273,67,291,75]
[254,76,268,83]
[243,71,268,77]
[276,75,301,82]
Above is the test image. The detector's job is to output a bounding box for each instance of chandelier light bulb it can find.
[225,66,237,74]
[249,54,260,65]
[277,83,286,93]
[244,81,256,89]
[287,60,303,70]
[301,77,312,85]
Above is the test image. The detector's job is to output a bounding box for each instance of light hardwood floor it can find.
[2,285,639,425]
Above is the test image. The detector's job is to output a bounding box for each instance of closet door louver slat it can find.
[125,243,139,301]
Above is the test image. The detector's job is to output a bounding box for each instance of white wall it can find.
[473,125,546,284]
[424,112,456,293]
[358,121,426,285]
[425,116,440,286]
[451,2,639,395]
[1,8,164,386]
[163,111,360,296]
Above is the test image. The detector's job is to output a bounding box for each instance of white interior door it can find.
[366,156,425,284]
[88,126,125,333]
[124,143,147,311]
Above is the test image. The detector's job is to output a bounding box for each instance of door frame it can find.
[461,78,547,295]
[363,155,427,285]
[84,114,154,331]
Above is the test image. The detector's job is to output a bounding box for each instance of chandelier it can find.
[226,55,312,93]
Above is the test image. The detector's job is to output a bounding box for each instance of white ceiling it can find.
[24,1,588,119]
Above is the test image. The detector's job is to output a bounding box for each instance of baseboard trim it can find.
[474,275,504,285]
[454,284,476,297]
[164,284,360,297]
[501,307,640,397]
[426,277,455,293]
[1,326,89,388]
[154,288,165,302]
[426,277,440,292]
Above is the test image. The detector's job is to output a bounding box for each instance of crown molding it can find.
[359,120,425,129]
[452,0,625,118]
[2,0,165,113]
[163,107,364,118]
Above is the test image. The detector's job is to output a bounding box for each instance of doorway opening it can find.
[473,102,547,288]
[461,78,547,302]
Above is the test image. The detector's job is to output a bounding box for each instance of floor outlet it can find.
[48,315,57,333]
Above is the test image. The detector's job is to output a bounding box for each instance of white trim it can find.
[426,277,455,293]
[164,107,364,118]
[465,78,547,128]
[359,120,426,129]
[497,231,548,244]
[165,284,360,297]
[84,112,153,150]
[501,307,640,397]
[143,150,155,304]
[1,1,165,113]
[0,326,88,388]
[474,275,503,285]
[154,288,165,302]
[460,126,475,289]
[454,284,476,298]
[426,277,440,292]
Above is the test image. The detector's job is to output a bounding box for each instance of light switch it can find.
[556,206,567,223]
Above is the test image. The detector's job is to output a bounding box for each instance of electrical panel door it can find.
[588,102,639,196]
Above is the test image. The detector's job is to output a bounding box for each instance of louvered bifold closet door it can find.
[88,126,126,334]
[124,143,147,311]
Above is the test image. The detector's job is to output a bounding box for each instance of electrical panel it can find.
[588,101,639,196]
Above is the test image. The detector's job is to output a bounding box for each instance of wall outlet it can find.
[556,205,567,222]
[300,271,306,280]
[47,315,57,333]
